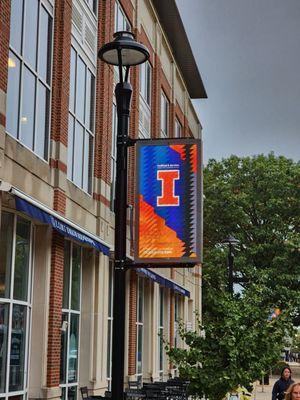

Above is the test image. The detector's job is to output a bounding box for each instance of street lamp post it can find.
[221,235,239,294]
[98,32,149,400]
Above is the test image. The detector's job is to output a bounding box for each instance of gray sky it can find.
[176,0,300,163]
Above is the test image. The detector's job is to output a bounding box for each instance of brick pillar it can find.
[128,270,138,376]
[0,0,10,130]
[47,231,64,388]
[0,0,10,94]
[94,0,114,189]
[50,0,72,213]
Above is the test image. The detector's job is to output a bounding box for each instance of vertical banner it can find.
[135,139,202,265]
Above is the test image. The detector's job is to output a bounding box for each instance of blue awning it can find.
[15,197,110,256]
[137,267,190,297]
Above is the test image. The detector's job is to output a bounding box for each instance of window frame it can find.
[160,91,169,138]
[60,242,82,400]
[6,0,54,161]
[136,276,144,377]
[67,46,95,195]
[174,118,182,138]
[0,210,34,400]
[158,287,164,378]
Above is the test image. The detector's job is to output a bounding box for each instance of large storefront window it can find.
[6,0,53,160]
[136,277,144,377]
[0,212,33,400]
[106,264,114,389]
[60,242,82,400]
[158,287,164,378]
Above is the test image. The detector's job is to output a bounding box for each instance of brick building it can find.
[0,1,206,400]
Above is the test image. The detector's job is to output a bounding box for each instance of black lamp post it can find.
[221,235,239,294]
[98,32,149,400]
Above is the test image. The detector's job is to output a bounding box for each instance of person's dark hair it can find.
[285,382,300,400]
[281,366,292,378]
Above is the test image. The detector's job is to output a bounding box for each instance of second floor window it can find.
[115,1,131,32]
[6,0,53,160]
[160,91,169,138]
[140,62,151,107]
[85,0,97,14]
[175,118,182,138]
[139,62,151,139]
[68,47,95,193]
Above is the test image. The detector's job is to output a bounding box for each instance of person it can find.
[272,366,294,400]
[285,382,300,399]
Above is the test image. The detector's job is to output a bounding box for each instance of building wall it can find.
[0,0,203,398]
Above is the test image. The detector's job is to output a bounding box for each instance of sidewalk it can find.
[252,362,300,399]
[252,377,277,400]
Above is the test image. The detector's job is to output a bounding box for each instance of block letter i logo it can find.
[157,170,180,206]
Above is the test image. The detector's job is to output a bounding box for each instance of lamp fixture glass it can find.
[98,31,149,67]
[221,235,239,246]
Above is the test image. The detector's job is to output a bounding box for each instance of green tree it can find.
[166,154,300,400]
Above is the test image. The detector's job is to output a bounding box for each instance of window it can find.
[139,62,151,139]
[85,0,97,14]
[140,62,151,107]
[160,91,169,138]
[106,264,114,389]
[136,277,144,376]
[7,0,53,160]
[175,118,182,138]
[158,287,164,378]
[174,295,181,348]
[68,47,95,193]
[0,211,33,399]
[114,1,131,32]
[60,242,82,400]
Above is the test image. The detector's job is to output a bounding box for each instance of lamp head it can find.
[98,31,149,67]
[221,235,239,246]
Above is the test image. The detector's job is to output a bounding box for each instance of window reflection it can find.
[9,0,23,54]
[13,218,30,302]
[0,213,13,298]
[73,122,84,188]
[0,212,32,397]
[38,6,52,84]
[23,0,38,70]
[20,67,35,150]
[6,52,20,138]
[61,243,82,397]
[68,49,94,193]
[68,315,79,383]
[71,246,81,311]
[9,305,27,392]
[0,304,9,392]
[60,313,68,384]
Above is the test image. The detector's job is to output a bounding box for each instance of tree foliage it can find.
[167,154,300,400]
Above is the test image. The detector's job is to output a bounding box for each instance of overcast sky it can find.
[176,0,300,164]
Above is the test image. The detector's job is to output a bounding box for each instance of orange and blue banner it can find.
[134,138,202,265]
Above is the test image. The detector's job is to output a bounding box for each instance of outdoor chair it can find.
[80,386,104,400]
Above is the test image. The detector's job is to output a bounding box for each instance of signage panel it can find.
[135,139,202,265]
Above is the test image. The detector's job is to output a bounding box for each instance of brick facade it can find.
[0,0,203,392]
[0,1,10,93]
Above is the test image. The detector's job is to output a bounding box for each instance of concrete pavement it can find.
[252,362,300,399]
